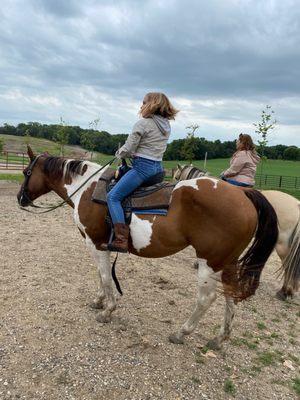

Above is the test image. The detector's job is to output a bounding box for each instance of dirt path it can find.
[0,182,299,400]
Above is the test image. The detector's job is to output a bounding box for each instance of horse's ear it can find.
[177,164,183,171]
[27,145,35,161]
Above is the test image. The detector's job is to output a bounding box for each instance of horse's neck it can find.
[50,161,105,205]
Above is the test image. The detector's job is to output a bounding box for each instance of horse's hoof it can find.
[168,333,184,344]
[206,339,222,350]
[96,313,111,323]
[89,301,104,310]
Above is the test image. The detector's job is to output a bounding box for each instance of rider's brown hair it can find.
[237,133,256,152]
[140,92,179,119]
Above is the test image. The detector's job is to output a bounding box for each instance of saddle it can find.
[92,168,175,216]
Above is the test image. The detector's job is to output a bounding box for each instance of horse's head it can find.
[172,164,184,181]
[17,146,51,207]
[172,164,209,181]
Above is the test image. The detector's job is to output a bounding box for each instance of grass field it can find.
[164,158,300,178]
[1,134,299,198]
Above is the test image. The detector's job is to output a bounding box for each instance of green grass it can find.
[257,322,267,330]
[1,135,299,198]
[255,351,282,367]
[0,173,23,182]
[164,158,300,177]
[164,158,300,198]
[224,378,236,396]
[292,377,300,395]
[0,134,110,160]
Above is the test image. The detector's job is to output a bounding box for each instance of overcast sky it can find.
[1,0,300,145]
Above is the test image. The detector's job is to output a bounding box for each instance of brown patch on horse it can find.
[222,189,278,301]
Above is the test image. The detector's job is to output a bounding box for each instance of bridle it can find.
[19,155,116,214]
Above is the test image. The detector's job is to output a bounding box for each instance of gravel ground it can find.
[0,181,299,400]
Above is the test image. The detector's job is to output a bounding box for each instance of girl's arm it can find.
[115,121,144,159]
[222,153,245,177]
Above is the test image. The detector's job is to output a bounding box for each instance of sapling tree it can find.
[181,124,199,165]
[253,105,277,181]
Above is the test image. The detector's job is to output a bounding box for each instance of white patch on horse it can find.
[64,162,109,231]
[174,177,219,193]
[173,179,200,191]
[130,214,153,252]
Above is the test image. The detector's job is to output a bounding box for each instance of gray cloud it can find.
[0,0,300,145]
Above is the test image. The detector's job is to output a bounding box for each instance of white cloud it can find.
[0,0,299,146]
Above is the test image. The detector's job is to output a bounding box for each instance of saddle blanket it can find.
[92,168,175,215]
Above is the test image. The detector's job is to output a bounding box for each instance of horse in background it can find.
[17,147,279,348]
[173,164,300,302]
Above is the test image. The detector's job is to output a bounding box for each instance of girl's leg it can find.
[107,168,144,224]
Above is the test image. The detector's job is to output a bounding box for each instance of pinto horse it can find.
[17,147,278,346]
[173,164,300,302]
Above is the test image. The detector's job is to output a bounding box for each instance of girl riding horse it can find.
[102,92,178,253]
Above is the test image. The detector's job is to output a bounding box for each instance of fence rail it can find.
[0,151,29,170]
[256,174,300,190]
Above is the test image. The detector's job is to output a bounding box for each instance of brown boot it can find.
[101,223,129,253]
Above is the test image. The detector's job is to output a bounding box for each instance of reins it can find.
[19,157,116,214]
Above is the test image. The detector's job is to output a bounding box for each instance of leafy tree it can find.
[181,124,199,164]
[283,146,300,161]
[23,129,31,147]
[82,118,101,160]
[253,105,277,178]
[53,118,70,156]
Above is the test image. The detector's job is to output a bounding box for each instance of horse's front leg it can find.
[90,262,106,310]
[95,250,117,323]
[86,239,116,322]
[207,296,235,350]
[169,259,219,344]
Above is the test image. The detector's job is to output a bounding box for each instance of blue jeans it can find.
[107,157,163,224]
[221,177,253,188]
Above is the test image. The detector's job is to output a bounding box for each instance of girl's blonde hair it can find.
[140,92,179,120]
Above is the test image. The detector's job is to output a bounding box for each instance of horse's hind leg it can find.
[207,296,235,350]
[169,259,218,344]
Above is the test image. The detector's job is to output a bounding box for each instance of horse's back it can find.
[262,190,300,232]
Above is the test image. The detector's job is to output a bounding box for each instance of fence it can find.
[256,174,300,190]
[0,151,29,170]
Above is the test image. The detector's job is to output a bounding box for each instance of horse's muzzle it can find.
[17,189,30,207]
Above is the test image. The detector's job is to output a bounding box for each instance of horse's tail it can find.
[281,204,300,294]
[235,189,279,300]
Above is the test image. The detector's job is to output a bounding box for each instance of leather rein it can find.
[19,156,116,214]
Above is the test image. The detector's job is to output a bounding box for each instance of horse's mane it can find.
[43,157,86,181]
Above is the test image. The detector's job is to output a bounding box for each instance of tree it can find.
[181,124,199,164]
[253,105,277,179]
[23,129,31,147]
[53,117,70,156]
[283,146,300,161]
[0,137,3,153]
[80,118,101,160]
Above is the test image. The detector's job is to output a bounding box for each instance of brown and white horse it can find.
[174,164,300,302]
[17,147,278,346]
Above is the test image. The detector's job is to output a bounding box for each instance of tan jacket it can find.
[222,150,260,185]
